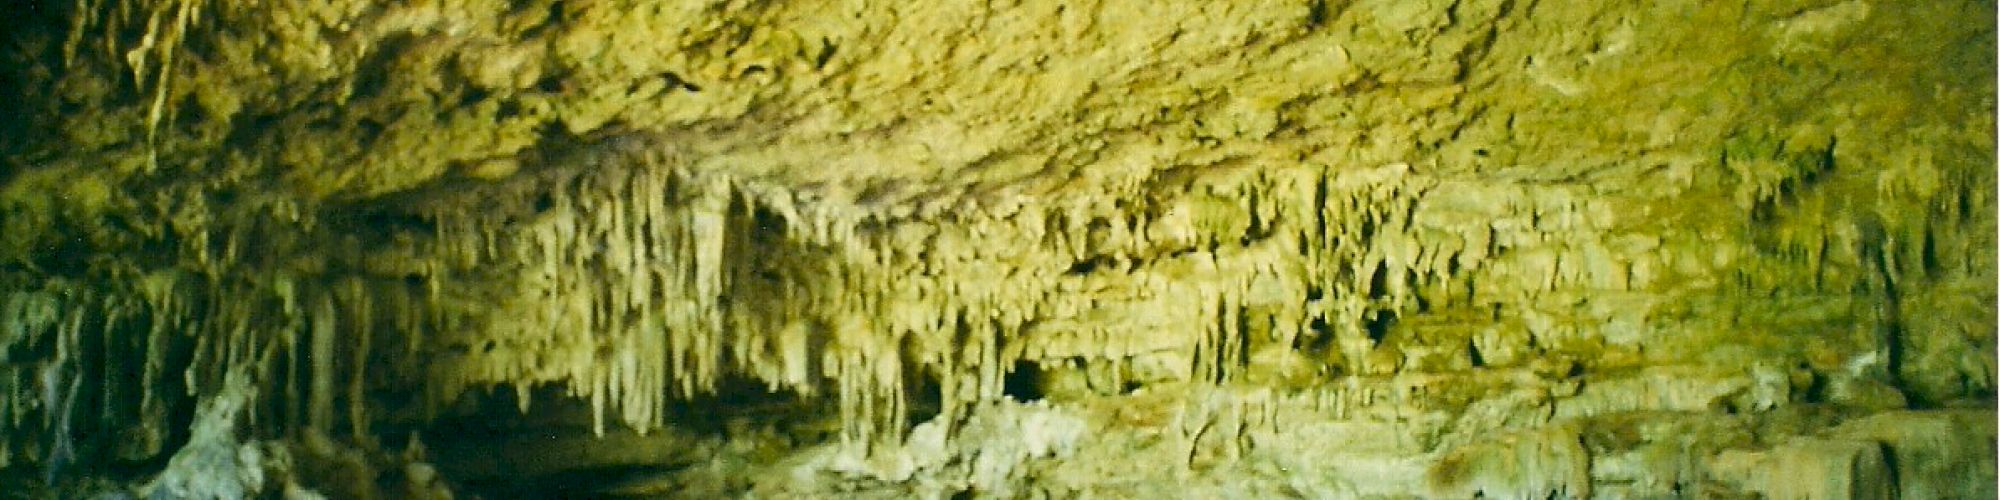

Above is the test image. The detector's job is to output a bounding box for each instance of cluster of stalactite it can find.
[6,117,1993,473]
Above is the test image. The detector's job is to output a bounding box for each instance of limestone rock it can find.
[0,0,1991,496]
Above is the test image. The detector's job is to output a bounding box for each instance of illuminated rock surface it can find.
[0,0,1992,497]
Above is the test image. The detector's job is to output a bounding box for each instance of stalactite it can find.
[3,110,1985,481]
[307,291,336,436]
[367,144,1520,451]
[341,277,372,442]
[0,2,1983,497]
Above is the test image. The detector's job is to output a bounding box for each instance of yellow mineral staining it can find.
[459,156,521,181]
[59,0,208,172]
[0,0,1994,496]
[1428,424,1592,499]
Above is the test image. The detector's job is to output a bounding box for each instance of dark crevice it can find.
[0,0,68,156]
[456,87,490,109]
[532,73,567,93]
[1064,256,1112,276]
[343,208,436,245]
[655,72,702,93]
[1305,316,1332,351]
[1003,361,1044,403]
[813,37,838,70]
[424,377,829,499]
[531,191,557,214]
[1366,264,1391,300]
[1364,310,1396,345]
[351,33,419,101]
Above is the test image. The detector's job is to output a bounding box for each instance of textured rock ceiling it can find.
[0,0,1994,497]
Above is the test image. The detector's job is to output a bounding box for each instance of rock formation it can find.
[0,0,1993,497]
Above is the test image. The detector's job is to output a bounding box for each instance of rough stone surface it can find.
[0,0,1992,497]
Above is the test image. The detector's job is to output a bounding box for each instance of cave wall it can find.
[0,0,1994,497]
